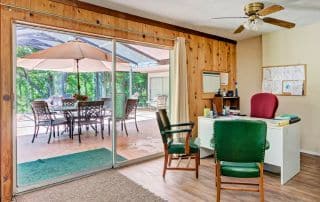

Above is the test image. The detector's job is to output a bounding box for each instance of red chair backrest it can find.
[250,93,278,119]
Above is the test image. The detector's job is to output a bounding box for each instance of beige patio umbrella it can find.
[17,40,130,94]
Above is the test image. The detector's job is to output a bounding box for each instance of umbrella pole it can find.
[76,59,81,95]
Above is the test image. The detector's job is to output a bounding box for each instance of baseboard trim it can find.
[300,150,320,156]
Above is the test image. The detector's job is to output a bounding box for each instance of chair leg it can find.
[168,154,172,167]
[195,153,199,178]
[121,120,123,131]
[35,125,40,137]
[69,122,73,139]
[259,163,264,202]
[101,120,104,139]
[108,119,111,136]
[163,152,168,178]
[216,161,221,202]
[57,125,60,137]
[32,125,38,143]
[78,123,81,143]
[53,126,56,138]
[123,120,128,136]
[47,126,52,144]
[95,123,98,136]
[135,117,139,132]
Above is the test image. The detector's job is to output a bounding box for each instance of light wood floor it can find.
[119,153,320,202]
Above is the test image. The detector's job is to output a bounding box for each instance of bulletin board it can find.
[262,64,306,96]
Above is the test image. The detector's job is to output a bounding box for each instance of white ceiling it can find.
[81,0,320,41]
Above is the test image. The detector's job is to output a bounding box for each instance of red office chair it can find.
[250,93,278,119]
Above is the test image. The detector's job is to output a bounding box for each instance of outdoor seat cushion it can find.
[168,137,199,154]
[220,161,260,178]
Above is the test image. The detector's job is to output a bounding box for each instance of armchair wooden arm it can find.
[170,122,194,128]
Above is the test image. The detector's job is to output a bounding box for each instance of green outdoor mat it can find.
[18,148,126,187]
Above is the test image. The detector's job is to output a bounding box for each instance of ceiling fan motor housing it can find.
[244,2,264,16]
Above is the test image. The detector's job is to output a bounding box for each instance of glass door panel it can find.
[14,24,114,189]
[114,41,170,164]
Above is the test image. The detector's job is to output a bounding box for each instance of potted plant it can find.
[73,94,88,101]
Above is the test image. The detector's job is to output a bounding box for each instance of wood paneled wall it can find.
[0,0,236,201]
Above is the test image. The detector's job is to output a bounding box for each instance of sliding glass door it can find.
[13,23,170,192]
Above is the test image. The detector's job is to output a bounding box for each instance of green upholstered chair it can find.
[156,109,200,178]
[214,120,267,202]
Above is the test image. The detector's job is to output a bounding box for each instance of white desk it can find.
[198,116,301,185]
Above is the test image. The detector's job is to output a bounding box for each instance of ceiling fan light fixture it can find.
[243,17,263,31]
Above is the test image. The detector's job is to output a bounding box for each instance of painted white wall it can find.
[237,36,262,115]
[237,22,320,155]
[148,72,169,101]
[262,22,320,155]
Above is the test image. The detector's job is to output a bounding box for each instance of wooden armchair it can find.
[156,109,199,178]
[214,120,267,202]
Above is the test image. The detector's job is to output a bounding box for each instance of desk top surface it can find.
[198,115,297,129]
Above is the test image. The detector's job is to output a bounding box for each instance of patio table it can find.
[51,105,111,137]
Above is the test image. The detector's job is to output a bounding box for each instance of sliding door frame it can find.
[12,21,169,194]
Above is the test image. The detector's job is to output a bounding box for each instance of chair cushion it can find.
[220,161,260,178]
[168,138,199,154]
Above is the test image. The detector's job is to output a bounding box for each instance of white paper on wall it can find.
[203,73,220,93]
[283,80,304,95]
[262,65,305,96]
[262,80,273,93]
[220,73,229,85]
[272,80,283,94]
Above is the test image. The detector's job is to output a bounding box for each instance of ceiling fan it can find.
[211,2,296,34]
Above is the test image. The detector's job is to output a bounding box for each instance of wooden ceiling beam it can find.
[50,0,237,44]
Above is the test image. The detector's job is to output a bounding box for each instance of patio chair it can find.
[75,101,104,143]
[108,93,129,136]
[61,98,78,135]
[100,97,112,117]
[150,95,168,110]
[31,101,71,144]
[124,98,139,132]
[47,96,63,107]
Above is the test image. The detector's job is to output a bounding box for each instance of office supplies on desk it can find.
[270,119,290,127]
[275,114,301,124]
[226,90,234,97]
[203,107,210,117]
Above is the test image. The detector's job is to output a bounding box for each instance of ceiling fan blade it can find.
[263,17,295,28]
[233,25,245,34]
[211,17,248,20]
[257,5,284,16]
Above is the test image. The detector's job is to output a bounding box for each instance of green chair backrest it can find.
[158,109,171,130]
[214,120,267,163]
[156,109,171,144]
[115,93,127,119]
